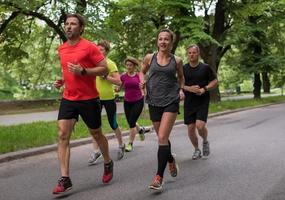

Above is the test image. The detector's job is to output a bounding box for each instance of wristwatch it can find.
[81,68,87,76]
[203,86,208,91]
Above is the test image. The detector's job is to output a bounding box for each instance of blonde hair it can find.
[187,44,200,54]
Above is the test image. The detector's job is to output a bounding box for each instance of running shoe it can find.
[168,156,179,177]
[117,143,125,160]
[138,127,146,141]
[125,143,133,152]
[192,148,202,160]
[148,175,163,191]
[52,177,72,195]
[88,151,102,165]
[203,141,210,157]
[102,160,114,184]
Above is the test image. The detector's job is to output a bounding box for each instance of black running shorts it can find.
[58,98,101,129]
[184,103,209,124]
[148,102,180,122]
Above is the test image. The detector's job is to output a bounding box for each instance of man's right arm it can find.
[104,71,122,86]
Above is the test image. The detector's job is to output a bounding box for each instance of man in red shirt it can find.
[52,13,113,195]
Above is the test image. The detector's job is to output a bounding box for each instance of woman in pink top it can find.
[118,56,146,152]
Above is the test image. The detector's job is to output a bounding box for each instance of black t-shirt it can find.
[183,62,216,106]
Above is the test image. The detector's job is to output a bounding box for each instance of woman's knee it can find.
[158,134,168,144]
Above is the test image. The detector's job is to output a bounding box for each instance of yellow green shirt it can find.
[96,58,118,100]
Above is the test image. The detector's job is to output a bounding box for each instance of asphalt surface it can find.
[0,102,127,126]
[0,93,280,126]
[0,103,285,200]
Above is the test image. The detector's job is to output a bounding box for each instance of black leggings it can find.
[123,98,144,128]
[100,99,118,130]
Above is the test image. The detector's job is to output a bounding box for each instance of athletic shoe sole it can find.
[192,156,202,160]
[148,184,163,192]
[201,155,210,160]
[53,187,72,195]
[88,154,103,166]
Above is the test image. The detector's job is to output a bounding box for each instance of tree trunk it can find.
[200,44,221,102]
[262,72,270,93]
[197,0,229,102]
[171,31,180,54]
[253,73,261,99]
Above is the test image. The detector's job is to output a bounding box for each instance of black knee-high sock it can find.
[168,140,174,163]
[157,145,170,178]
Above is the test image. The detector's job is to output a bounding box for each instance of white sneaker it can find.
[88,152,102,165]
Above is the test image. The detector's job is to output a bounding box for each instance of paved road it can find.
[1,103,285,200]
[0,93,280,126]
[0,102,127,126]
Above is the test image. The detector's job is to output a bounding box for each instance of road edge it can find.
[0,102,282,163]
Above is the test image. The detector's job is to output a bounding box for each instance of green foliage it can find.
[240,80,253,92]
[0,0,98,99]
[0,0,285,100]
[104,0,160,61]
[0,90,13,100]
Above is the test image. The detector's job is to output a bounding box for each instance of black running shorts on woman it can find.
[148,102,179,122]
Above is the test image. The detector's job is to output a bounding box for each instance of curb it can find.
[0,102,282,163]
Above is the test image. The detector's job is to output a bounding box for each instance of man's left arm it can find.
[204,65,218,91]
[85,59,108,76]
[204,78,218,91]
[176,57,185,100]
[67,59,108,77]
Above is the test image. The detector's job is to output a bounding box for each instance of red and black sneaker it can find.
[168,156,179,178]
[102,160,113,184]
[52,177,72,195]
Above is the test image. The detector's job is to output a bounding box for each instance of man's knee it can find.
[196,121,206,131]
[188,123,196,134]
[90,128,103,140]
[58,129,71,142]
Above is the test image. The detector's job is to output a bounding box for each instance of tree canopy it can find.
[0,0,284,100]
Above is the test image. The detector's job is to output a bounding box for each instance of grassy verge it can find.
[0,95,284,154]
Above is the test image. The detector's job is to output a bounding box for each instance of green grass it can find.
[0,110,152,154]
[0,95,284,154]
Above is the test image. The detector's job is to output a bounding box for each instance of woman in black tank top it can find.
[140,29,185,191]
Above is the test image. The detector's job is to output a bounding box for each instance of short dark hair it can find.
[97,40,111,53]
[65,13,85,34]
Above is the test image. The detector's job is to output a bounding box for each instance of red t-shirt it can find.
[58,38,104,100]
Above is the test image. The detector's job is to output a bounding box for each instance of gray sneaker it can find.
[88,152,102,165]
[117,144,125,160]
[192,149,202,160]
[203,141,210,157]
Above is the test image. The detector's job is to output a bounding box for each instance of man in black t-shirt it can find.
[182,44,218,160]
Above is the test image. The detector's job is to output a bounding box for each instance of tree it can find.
[0,0,110,98]
[227,0,285,98]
